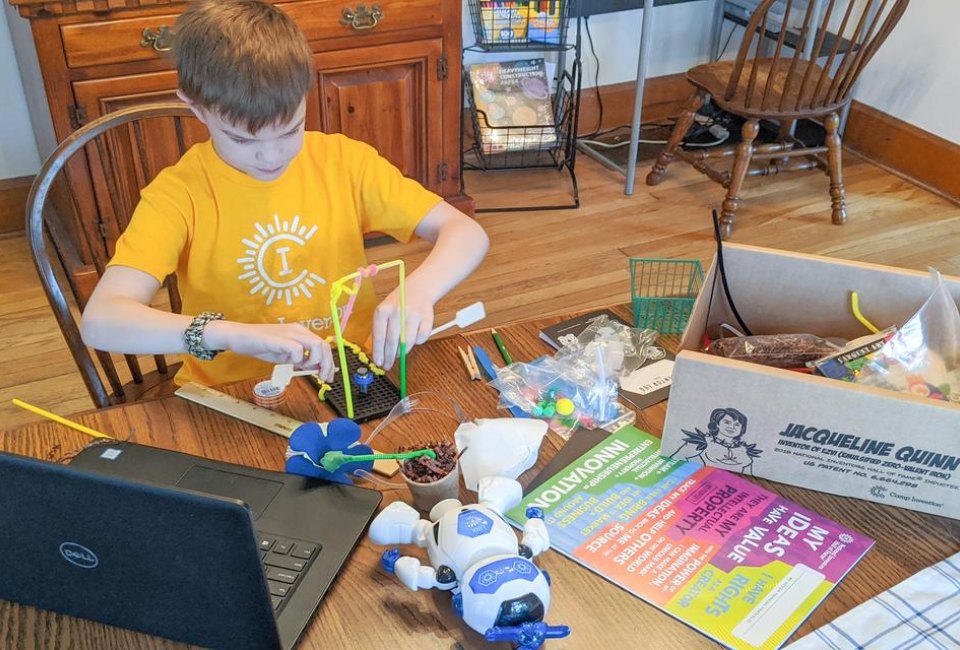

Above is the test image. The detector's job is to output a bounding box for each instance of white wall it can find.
[853,0,960,144]
[0,0,953,181]
[0,4,41,179]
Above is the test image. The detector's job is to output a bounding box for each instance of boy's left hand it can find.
[372,288,434,370]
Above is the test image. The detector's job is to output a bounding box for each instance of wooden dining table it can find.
[3,304,959,649]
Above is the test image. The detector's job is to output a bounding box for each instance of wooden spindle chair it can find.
[27,102,206,408]
[647,0,911,238]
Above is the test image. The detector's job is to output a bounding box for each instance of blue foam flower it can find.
[285,419,374,484]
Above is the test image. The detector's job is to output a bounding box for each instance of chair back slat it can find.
[835,0,908,102]
[809,1,856,108]
[91,130,149,384]
[742,11,769,107]
[778,0,820,110]
[726,0,910,115]
[26,102,201,408]
[760,0,793,109]
[823,1,875,106]
[795,0,839,109]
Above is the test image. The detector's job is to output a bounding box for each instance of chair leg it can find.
[719,120,759,239]
[646,90,706,186]
[824,112,848,225]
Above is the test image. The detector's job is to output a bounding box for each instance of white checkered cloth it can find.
[787,552,960,649]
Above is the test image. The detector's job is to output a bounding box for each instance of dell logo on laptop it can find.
[59,542,99,569]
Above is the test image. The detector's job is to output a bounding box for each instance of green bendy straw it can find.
[319,448,435,473]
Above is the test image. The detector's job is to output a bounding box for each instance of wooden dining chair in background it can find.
[647,0,911,238]
[26,102,205,408]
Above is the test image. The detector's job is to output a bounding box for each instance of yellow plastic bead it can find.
[555,398,575,417]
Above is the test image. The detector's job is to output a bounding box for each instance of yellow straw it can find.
[850,292,881,334]
[12,399,114,439]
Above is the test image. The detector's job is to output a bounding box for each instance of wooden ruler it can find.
[175,382,301,438]
[174,382,399,476]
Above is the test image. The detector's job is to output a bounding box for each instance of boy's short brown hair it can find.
[174,0,313,134]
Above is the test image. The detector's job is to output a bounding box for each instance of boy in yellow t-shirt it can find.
[80,0,488,387]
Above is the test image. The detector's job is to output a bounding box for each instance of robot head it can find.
[458,554,551,636]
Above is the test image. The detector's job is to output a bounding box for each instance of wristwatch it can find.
[184,311,225,361]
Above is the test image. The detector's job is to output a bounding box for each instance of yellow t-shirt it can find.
[109,132,442,386]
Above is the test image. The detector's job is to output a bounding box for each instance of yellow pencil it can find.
[12,399,114,439]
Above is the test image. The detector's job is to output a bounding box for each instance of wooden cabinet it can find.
[9,0,468,280]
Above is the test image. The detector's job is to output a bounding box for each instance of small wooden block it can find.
[372,450,400,477]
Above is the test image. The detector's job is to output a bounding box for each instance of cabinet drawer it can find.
[280,0,442,43]
[60,0,441,69]
[61,14,180,69]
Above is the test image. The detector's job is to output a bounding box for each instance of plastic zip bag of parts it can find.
[489,316,649,438]
[853,270,960,401]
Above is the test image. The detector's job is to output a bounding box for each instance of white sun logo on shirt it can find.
[237,214,326,306]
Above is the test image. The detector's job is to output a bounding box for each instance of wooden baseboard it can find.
[0,176,32,234]
[576,73,693,135]
[845,101,960,204]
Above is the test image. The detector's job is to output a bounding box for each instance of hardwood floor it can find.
[3,151,959,428]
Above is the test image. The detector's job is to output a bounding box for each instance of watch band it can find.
[184,311,225,361]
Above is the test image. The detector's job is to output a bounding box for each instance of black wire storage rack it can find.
[461,0,583,212]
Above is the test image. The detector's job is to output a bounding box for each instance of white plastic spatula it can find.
[430,301,486,337]
[270,364,338,390]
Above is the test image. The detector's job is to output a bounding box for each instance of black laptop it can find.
[0,441,381,649]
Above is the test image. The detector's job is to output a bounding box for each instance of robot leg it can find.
[393,556,457,592]
[477,476,523,515]
[368,501,431,547]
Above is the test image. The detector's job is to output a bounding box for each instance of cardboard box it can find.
[661,244,960,520]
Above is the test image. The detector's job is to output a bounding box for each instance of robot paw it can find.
[525,506,545,520]
[381,548,401,573]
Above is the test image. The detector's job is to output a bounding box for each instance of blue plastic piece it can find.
[525,507,545,520]
[485,622,571,650]
[353,367,375,395]
[452,592,463,617]
[471,346,529,418]
[381,548,401,573]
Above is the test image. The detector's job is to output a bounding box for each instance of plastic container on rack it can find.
[467,0,572,50]
[629,258,705,334]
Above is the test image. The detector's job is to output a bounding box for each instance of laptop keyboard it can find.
[257,532,321,613]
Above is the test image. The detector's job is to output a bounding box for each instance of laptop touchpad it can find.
[177,466,283,518]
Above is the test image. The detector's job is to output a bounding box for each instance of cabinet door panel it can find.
[314,39,443,192]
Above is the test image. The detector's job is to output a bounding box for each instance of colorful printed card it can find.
[508,426,873,650]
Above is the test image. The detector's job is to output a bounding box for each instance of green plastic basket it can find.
[629,258,704,334]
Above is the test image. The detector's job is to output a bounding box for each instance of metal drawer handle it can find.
[341,4,383,30]
[140,26,174,52]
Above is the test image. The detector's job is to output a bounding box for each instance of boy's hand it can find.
[205,321,335,381]
[372,289,434,370]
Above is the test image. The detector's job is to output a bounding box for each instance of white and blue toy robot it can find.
[368,476,570,650]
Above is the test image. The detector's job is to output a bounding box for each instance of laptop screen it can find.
[0,451,282,649]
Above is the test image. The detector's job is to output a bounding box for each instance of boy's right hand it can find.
[204,321,335,381]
